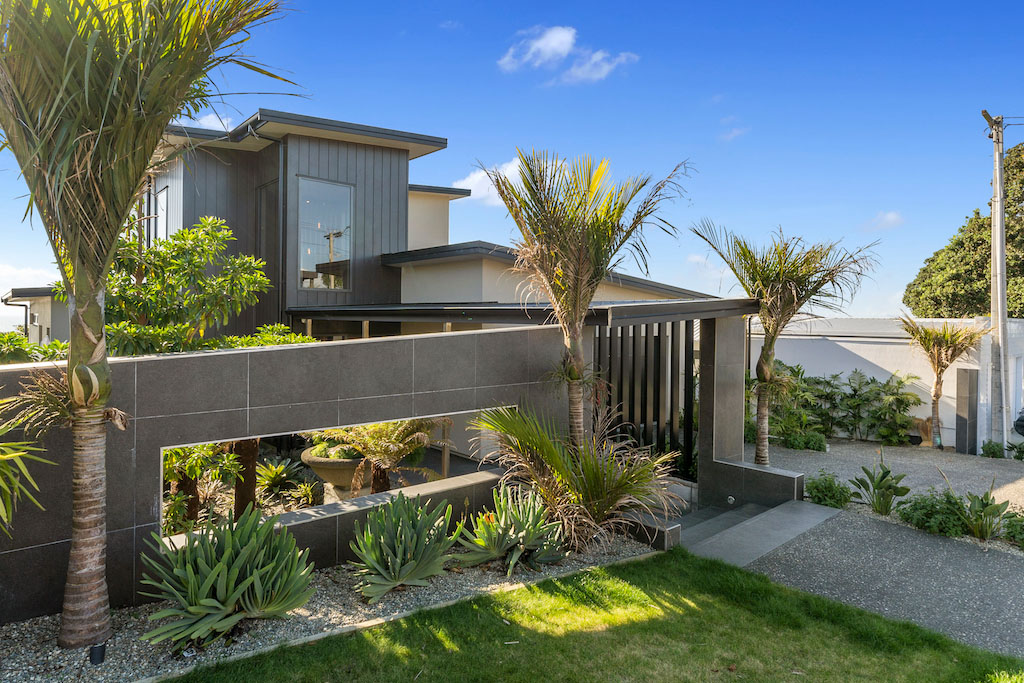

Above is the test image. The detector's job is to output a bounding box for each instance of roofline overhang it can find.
[2,286,56,303]
[408,184,472,200]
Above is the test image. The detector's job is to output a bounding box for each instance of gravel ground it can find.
[749,440,1024,506]
[747,510,1024,658]
[0,536,651,683]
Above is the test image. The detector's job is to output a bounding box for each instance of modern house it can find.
[141,109,705,339]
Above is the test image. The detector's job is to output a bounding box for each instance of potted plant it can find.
[300,433,364,490]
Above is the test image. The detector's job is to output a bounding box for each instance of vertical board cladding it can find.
[151,158,183,234]
[285,134,408,311]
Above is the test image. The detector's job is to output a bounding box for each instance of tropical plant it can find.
[899,316,986,450]
[163,444,241,523]
[838,369,879,440]
[287,480,324,507]
[303,431,363,460]
[471,406,677,551]
[804,470,852,509]
[0,331,36,364]
[325,418,447,494]
[0,0,284,647]
[349,493,461,602]
[1002,512,1024,545]
[485,151,687,446]
[867,373,923,446]
[953,481,1009,541]
[0,418,52,537]
[458,484,566,575]
[256,456,304,496]
[1007,442,1024,461]
[692,221,876,465]
[981,440,1006,458]
[140,505,314,651]
[849,456,910,515]
[897,488,968,537]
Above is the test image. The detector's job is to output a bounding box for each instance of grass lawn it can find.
[176,548,1023,683]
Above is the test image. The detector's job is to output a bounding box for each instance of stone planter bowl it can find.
[300,447,363,490]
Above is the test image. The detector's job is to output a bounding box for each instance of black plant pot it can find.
[908,435,923,446]
[89,643,106,665]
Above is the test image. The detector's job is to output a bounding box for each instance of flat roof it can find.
[380,241,710,299]
[408,184,472,200]
[286,298,758,326]
[2,286,55,302]
[164,109,448,159]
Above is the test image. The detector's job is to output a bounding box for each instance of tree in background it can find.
[0,0,283,648]
[692,222,876,466]
[899,316,986,449]
[903,143,1024,317]
[485,150,686,446]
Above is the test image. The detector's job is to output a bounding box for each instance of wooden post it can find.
[304,318,312,337]
[441,420,451,479]
[361,320,370,338]
[443,322,452,333]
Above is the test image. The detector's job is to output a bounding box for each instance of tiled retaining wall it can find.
[0,325,566,624]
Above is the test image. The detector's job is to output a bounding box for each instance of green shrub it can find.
[849,458,910,515]
[981,440,1005,458]
[961,489,1009,540]
[140,505,315,651]
[1006,442,1024,461]
[805,470,852,509]
[288,480,324,507]
[458,484,566,575]
[1002,512,1024,545]
[980,670,1024,683]
[349,493,461,602]
[256,456,304,495]
[867,373,922,445]
[897,488,967,537]
[782,431,827,452]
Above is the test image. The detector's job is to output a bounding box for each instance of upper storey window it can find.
[299,177,352,290]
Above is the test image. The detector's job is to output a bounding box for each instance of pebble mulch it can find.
[0,535,653,683]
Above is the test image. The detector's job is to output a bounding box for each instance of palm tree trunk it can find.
[59,272,112,649]
[566,330,586,447]
[755,386,770,465]
[370,462,391,493]
[233,438,259,517]
[931,376,943,450]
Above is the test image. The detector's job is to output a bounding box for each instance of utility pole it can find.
[983,109,1010,449]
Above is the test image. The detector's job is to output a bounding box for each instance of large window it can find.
[299,177,352,290]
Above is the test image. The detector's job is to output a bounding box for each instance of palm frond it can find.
[899,315,987,378]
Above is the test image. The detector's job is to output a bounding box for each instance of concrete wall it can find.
[0,324,567,624]
[407,192,449,250]
[750,317,1008,446]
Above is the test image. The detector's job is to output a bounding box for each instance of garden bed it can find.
[0,536,652,683]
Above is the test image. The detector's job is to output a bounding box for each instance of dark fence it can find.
[592,321,697,472]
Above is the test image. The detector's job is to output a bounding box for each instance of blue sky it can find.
[2,0,1023,327]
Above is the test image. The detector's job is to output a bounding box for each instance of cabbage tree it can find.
[0,0,282,648]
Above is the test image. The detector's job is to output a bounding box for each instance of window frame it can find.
[296,175,355,292]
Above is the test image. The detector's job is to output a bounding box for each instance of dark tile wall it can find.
[0,325,565,624]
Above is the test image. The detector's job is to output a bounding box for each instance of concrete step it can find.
[686,500,841,567]
[678,504,768,547]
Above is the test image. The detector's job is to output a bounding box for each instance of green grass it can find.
[176,548,1023,683]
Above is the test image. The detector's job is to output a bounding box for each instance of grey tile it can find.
[413,333,476,392]
[108,360,137,419]
[476,330,531,387]
[135,352,248,418]
[134,523,160,605]
[338,338,413,400]
[281,515,337,570]
[134,409,248,525]
[0,429,72,553]
[0,540,70,624]
[106,420,136,531]
[248,400,339,437]
[476,383,529,411]
[107,526,136,608]
[338,394,414,427]
[248,344,341,408]
[528,327,563,384]
[412,389,477,417]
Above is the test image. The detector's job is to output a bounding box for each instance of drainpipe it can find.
[2,295,28,337]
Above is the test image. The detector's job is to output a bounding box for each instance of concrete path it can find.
[748,440,1024,506]
[747,511,1024,658]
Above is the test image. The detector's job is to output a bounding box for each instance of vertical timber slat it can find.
[683,320,695,474]
[669,320,681,452]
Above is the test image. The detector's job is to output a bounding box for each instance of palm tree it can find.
[327,418,449,494]
[692,222,876,465]
[0,0,282,648]
[486,151,687,445]
[899,316,986,449]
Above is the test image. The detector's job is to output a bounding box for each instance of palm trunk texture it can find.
[932,377,943,450]
[566,331,585,447]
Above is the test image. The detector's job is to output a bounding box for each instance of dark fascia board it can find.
[285,297,759,325]
[3,286,56,302]
[408,184,472,199]
[163,124,226,142]
[380,241,711,299]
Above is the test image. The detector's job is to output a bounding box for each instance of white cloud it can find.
[559,50,638,84]
[453,158,520,207]
[193,113,233,131]
[708,93,725,105]
[498,26,577,72]
[719,126,751,142]
[868,210,905,231]
[439,20,461,30]
[686,253,733,295]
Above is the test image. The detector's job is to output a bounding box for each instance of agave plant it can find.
[140,505,314,651]
[459,484,566,575]
[471,406,678,551]
[349,493,461,602]
[849,454,910,515]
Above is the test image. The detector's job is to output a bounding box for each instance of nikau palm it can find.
[0,0,282,648]
[899,316,986,449]
[486,151,686,445]
[692,222,876,466]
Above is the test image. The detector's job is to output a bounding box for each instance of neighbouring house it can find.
[749,316,1024,453]
[1,287,67,344]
